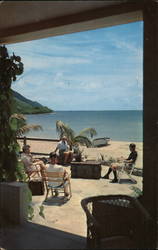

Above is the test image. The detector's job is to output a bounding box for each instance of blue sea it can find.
[24,110,142,142]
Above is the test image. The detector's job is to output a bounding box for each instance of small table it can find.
[70,160,101,179]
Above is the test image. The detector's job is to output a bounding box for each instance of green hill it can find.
[12,90,53,114]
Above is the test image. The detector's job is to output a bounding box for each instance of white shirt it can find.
[46,163,65,186]
[56,140,70,152]
[21,153,41,172]
[21,153,34,171]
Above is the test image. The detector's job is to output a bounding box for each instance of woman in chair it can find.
[103,143,137,183]
[21,145,46,177]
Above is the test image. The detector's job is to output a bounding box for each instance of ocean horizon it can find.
[25,110,143,142]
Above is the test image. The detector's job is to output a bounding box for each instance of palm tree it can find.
[10,113,43,137]
[56,120,97,148]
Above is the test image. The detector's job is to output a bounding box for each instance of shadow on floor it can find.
[43,196,69,206]
[119,179,137,184]
[2,221,86,249]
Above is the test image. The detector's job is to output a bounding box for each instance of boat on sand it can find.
[92,137,110,147]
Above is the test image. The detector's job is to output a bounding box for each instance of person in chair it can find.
[45,152,69,197]
[54,136,73,164]
[103,143,137,183]
[21,144,46,176]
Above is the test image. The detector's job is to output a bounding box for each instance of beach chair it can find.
[21,159,41,181]
[44,171,72,201]
[81,195,153,249]
[117,161,137,183]
[26,168,41,181]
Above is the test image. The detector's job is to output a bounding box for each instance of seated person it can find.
[45,152,69,197]
[54,136,73,164]
[21,144,46,177]
[103,143,137,183]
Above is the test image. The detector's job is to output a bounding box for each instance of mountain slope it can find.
[12,90,53,114]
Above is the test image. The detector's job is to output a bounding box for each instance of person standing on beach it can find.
[103,143,137,183]
[54,136,73,164]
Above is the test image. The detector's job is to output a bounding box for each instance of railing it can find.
[17,136,59,156]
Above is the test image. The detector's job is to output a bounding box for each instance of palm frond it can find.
[16,124,43,137]
[78,128,97,138]
[10,113,26,121]
[56,120,75,141]
[74,135,92,147]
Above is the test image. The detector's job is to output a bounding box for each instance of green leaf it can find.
[0,95,7,101]
[14,143,20,153]
[10,118,18,131]
[27,204,34,220]
[39,205,45,219]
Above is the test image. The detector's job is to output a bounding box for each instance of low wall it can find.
[0,182,28,224]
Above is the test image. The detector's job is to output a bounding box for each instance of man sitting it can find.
[103,143,137,183]
[54,136,73,164]
[45,152,69,197]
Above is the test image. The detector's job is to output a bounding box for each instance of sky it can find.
[8,21,143,111]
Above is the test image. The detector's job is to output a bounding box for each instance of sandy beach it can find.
[18,138,143,168]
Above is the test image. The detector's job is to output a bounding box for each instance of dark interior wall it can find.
[143,0,158,246]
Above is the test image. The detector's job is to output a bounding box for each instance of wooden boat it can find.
[92,137,110,147]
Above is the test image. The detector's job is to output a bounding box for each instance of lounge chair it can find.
[44,171,72,201]
[81,195,153,249]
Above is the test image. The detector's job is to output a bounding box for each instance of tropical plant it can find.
[130,186,143,198]
[26,187,45,221]
[56,120,97,148]
[10,113,43,137]
[0,45,24,181]
[0,45,45,221]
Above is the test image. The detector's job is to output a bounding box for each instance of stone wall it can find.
[0,182,28,224]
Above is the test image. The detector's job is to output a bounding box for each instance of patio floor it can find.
[1,165,142,249]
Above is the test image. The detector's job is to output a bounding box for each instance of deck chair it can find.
[26,168,41,181]
[117,161,137,183]
[21,160,41,180]
[44,171,72,201]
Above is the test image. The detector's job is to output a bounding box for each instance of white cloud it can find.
[10,22,143,110]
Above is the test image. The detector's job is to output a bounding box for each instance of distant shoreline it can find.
[23,110,54,115]
[49,110,143,112]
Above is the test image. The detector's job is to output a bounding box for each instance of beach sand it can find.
[17,138,143,238]
[18,139,143,168]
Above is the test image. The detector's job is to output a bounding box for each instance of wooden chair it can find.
[81,195,153,249]
[25,168,41,181]
[44,171,72,201]
[21,160,41,181]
